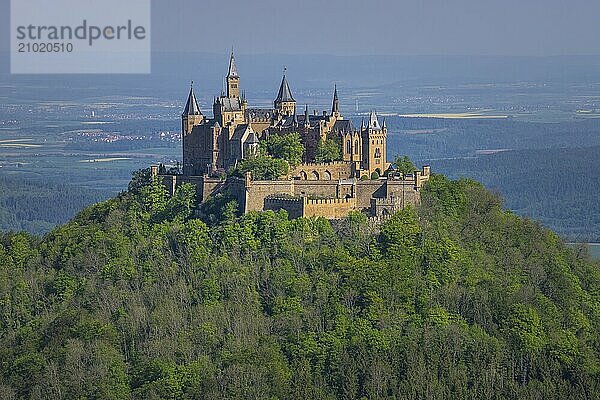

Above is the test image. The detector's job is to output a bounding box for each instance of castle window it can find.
[375,148,381,158]
[346,140,351,154]
[354,140,359,153]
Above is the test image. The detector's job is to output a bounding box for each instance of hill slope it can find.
[0,175,599,399]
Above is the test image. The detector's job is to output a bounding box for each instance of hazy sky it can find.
[150,0,600,56]
[1,0,599,56]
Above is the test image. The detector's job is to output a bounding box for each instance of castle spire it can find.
[274,67,296,115]
[275,68,295,103]
[183,81,202,116]
[332,84,339,115]
[227,48,239,78]
[304,105,310,127]
[226,48,241,98]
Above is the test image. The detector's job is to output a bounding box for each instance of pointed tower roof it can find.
[368,111,381,130]
[382,117,387,129]
[332,84,340,114]
[360,117,365,130]
[275,68,295,102]
[304,105,310,127]
[183,82,202,116]
[227,49,239,78]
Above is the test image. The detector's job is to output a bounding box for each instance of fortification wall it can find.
[244,179,295,212]
[355,180,387,209]
[264,197,304,219]
[303,197,357,219]
[292,161,354,181]
[293,181,338,198]
[176,175,224,203]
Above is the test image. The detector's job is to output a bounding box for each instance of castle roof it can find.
[246,131,259,144]
[247,108,274,121]
[232,123,253,141]
[275,69,295,103]
[368,111,382,130]
[218,96,243,112]
[332,119,354,133]
[332,84,339,114]
[227,50,239,78]
[183,84,202,116]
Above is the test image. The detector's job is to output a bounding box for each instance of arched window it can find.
[375,148,381,158]
[346,140,351,154]
[311,171,320,180]
[299,171,307,180]
[354,140,359,153]
[324,170,332,180]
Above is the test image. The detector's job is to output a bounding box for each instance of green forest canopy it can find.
[0,174,599,399]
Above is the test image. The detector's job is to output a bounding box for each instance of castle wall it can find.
[264,197,304,219]
[293,181,339,198]
[355,180,387,210]
[244,179,295,212]
[302,197,357,219]
[292,161,354,181]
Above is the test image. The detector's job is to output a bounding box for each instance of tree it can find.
[163,183,196,222]
[393,155,416,174]
[263,132,305,166]
[128,168,152,193]
[232,155,289,180]
[315,138,342,163]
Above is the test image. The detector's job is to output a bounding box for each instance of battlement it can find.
[304,197,354,205]
[372,196,403,206]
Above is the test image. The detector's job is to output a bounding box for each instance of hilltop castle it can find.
[155,51,430,219]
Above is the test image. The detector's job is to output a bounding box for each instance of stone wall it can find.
[244,179,295,212]
[294,181,338,198]
[264,197,304,219]
[154,163,431,220]
[292,161,354,181]
[355,180,387,209]
[303,197,357,219]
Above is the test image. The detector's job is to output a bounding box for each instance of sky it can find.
[1,0,599,56]
[149,0,600,56]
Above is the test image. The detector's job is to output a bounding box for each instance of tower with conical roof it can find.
[226,49,240,98]
[182,81,204,136]
[274,68,296,116]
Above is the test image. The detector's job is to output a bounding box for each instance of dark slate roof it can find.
[183,85,202,116]
[246,131,259,144]
[332,119,354,133]
[247,108,274,120]
[332,84,339,113]
[219,97,243,112]
[227,51,239,78]
[232,124,252,141]
[275,71,295,102]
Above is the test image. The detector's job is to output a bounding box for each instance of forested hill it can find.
[1,175,599,399]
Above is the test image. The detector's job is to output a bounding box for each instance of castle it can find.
[155,51,431,219]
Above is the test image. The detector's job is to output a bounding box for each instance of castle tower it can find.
[182,81,204,136]
[361,111,387,176]
[331,84,340,119]
[274,68,296,116]
[226,50,240,98]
